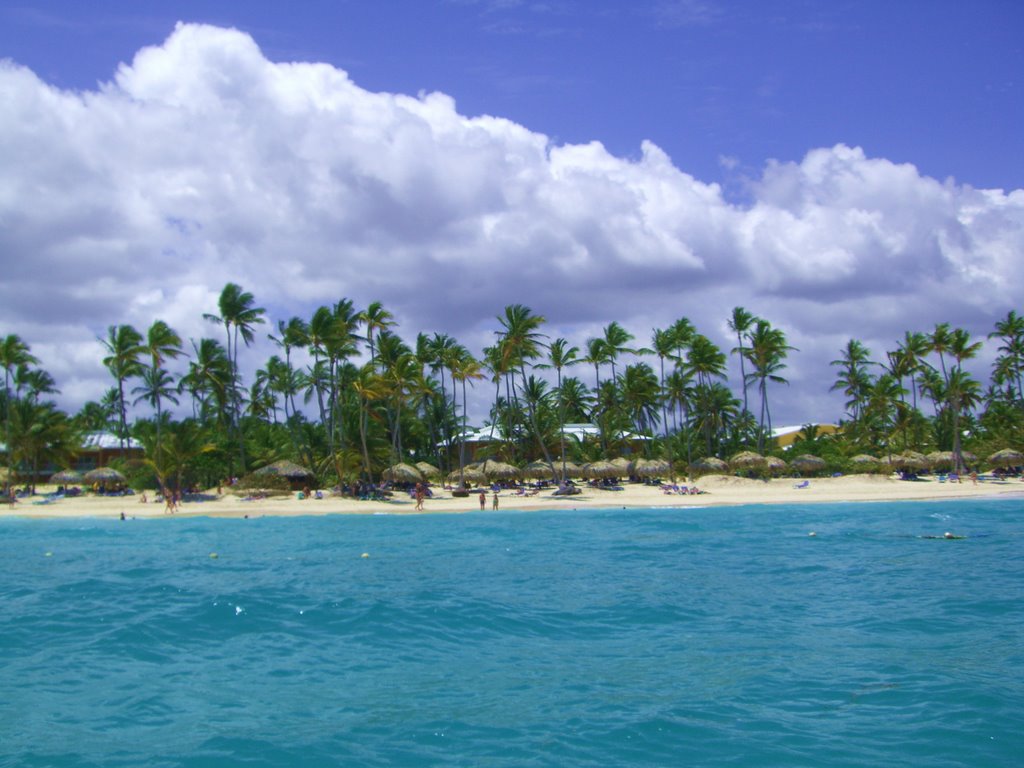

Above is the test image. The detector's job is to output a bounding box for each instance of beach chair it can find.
[794,480,810,489]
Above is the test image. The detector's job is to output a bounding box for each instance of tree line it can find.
[2,285,1022,490]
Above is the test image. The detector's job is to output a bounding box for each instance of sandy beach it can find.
[6,473,1022,520]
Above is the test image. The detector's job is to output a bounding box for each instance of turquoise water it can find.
[2,499,1023,767]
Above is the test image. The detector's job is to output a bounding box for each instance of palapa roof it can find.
[382,463,424,483]
[51,469,85,483]
[633,458,670,477]
[254,460,315,479]
[729,451,767,468]
[988,448,1024,466]
[690,456,728,471]
[83,467,127,483]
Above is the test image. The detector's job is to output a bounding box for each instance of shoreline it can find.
[4,474,1022,520]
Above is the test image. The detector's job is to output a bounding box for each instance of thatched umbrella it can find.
[730,451,767,471]
[791,454,826,475]
[83,467,127,485]
[893,451,928,470]
[478,460,521,481]
[988,448,1024,467]
[927,451,957,471]
[415,461,441,479]
[609,457,635,476]
[961,451,977,467]
[634,458,670,478]
[584,460,619,478]
[689,457,728,477]
[51,469,84,485]
[255,460,315,481]
[765,456,788,476]
[850,454,879,468]
[523,460,554,479]
[557,461,584,479]
[448,467,485,487]
[382,463,424,483]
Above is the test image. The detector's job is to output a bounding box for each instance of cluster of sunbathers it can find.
[661,484,705,495]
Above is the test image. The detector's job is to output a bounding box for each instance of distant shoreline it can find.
[4,474,1022,521]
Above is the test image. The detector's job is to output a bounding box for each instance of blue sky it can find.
[1,0,1022,424]
[4,0,1021,191]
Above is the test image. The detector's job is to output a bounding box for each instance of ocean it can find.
[2,498,1022,767]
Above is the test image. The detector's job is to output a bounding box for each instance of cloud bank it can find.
[1,23,1021,421]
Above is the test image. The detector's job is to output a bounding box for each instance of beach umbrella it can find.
[448,466,485,487]
[689,457,728,476]
[729,451,767,471]
[50,469,84,485]
[961,451,977,466]
[584,460,618,478]
[633,458,670,478]
[988,448,1024,467]
[479,460,521,480]
[893,451,928,470]
[254,460,315,481]
[83,467,127,484]
[609,457,635,476]
[382,463,424,483]
[765,456,788,475]
[415,461,441,479]
[555,461,584,479]
[523,460,554,479]
[926,451,957,470]
[791,454,826,475]
[850,454,879,467]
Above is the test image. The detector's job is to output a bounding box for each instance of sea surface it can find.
[2,498,1023,767]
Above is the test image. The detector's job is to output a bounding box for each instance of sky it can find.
[1,0,1022,427]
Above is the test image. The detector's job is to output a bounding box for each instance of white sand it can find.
[6,473,1022,520]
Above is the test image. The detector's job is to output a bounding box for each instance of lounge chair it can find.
[794,480,810,489]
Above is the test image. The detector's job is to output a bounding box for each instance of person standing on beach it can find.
[415,483,425,511]
[492,491,499,510]
[478,490,486,510]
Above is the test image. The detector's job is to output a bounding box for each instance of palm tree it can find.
[619,362,661,444]
[537,337,580,478]
[928,322,954,385]
[989,310,1024,405]
[496,304,554,470]
[14,364,58,405]
[830,339,875,422]
[139,320,183,454]
[651,327,679,437]
[204,283,266,472]
[180,338,231,424]
[946,368,982,472]
[1,335,39,486]
[583,337,609,391]
[360,300,396,366]
[744,320,796,453]
[100,324,144,457]
[601,321,636,382]
[7,399,76,492]
[728,307,758,414]
[451,349,485,488]
[895,331,931,412]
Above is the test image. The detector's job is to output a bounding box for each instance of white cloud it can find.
[1,23,1021,423]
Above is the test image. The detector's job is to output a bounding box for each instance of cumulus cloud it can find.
[1,22,1021,423]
